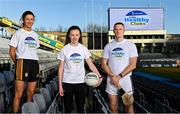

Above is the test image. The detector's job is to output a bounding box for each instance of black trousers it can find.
[63,83,87,113]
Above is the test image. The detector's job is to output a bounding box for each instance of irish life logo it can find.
[111,47,124,58]
[24,37,37,49]
[124,10,150,29]
[70,53,82,64]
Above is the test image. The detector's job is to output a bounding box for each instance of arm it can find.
[85,58,103,86]
[120,57,137,77]
[101,58,116,78]
[58,60,64,96]
[113,57,137,88]
[85,58,101,77]
[9,46,17,63]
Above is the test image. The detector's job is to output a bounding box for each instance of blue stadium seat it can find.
[45,84,54,98]
[50,80,58,92]
[0,73,6,93]
[0,59,3,72]
[0,93,5,113]
[33,94,46,113]
[2,71,14,107]
[53,77,58,85]
[3,71,14,84]
[21,102,40,113]
[40,88,52,108]
[0,73,6,113]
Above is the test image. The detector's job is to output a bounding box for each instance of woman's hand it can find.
[59,85,64,96]
[95,76,103,87]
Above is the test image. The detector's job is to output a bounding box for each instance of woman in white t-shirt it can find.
[58,26,103,113]
[9,11,40,113]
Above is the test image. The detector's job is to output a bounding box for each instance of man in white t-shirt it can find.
[101,22,138,113]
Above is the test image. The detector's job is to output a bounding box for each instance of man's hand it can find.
[111,76,121,88]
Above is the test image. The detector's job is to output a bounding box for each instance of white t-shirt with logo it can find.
[57,43,91,84]
[103,39,138,94]
[9,29,40,60]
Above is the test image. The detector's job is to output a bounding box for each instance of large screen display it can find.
[109,8,164,30]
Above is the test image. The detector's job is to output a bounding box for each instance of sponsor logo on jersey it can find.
[24,37,37,49]
[70,53,82,63]
[111,47,124,58]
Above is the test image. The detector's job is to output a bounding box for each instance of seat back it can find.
[3,71,14,84]
[40,88,52,108]
[21,102,40,114]
[46,84,54,98]
[2,71,14,105]
[50,80,58,92]
[33,94,46,113]
[0,94,5,113]
[0,73,6,92]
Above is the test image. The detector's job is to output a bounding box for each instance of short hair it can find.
[114,22,125,28]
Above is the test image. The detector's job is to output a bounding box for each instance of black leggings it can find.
[63,83,87,113]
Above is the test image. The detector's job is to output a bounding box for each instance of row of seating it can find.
[21,76,59,113]
[0,53,11,72]
[132,75,180,112]
[0,71,14,112]
[0,60,58,113]
[138,53,168,59]
[137,60,178,67]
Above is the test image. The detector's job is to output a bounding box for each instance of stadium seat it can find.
[0,94,5,113]
[0,73,6,112]
[33,94,46,113]
[40,88,52,108]
[3,71,14,84]
[45,84,54,98]
[2,71,14,106]
[50,80,58,92]
[53,77,58,86]
[58,96,64,113]
[0,59,3,72]
[21,102,40,113]
[0,73,6,93]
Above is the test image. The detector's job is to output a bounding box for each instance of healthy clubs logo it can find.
[124,10,150,29]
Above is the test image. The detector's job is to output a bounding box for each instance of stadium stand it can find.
[138,53,168,59]
[1,40,179,113]
[132,73,180,112]
[50,80,58,93]
[40,88,52,108]
[33,93,46,113]
[2,71,14,112]
[0,45,59,113]
[45,83,54,99]
[21,102,40,113]
[0,73,6,112]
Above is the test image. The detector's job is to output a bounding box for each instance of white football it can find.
[85,72,99,87]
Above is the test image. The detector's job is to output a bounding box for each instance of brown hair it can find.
[20,10,35,27]
[114,22,125,28]
[65,26,82,45]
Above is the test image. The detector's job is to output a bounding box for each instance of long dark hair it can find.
[65,26,82,45]
[20,10,35,27]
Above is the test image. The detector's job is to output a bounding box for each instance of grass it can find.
[136,67,180,80]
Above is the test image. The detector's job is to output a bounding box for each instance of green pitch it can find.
[136,67,180,80]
